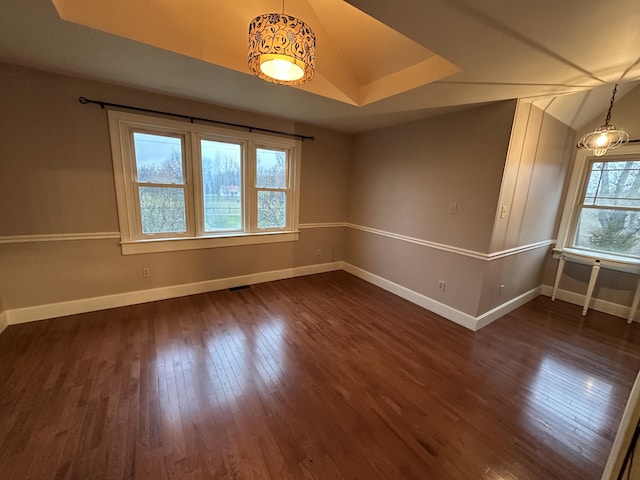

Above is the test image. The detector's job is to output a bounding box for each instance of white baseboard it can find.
[6,262,343,326]
[3,261,589,334]
[343,263,479,330]
[342,263,543,331]
[540,285,638,322]
[0,311,8,334]
[475,286,543,330]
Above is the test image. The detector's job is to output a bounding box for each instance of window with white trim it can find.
[108,111,301,255]
[557,144,640,259]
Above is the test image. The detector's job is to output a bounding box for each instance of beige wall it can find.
[346,100,576,318]
[478,102,575,314]
[0,63,351,310]
[346,228,487,315]
[346,102,516,317]
[478,248,549,315]
[541,85,640,308]
[348,101,516,253]
[0,228,346,309]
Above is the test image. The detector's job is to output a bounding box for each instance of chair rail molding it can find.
[0,232,121,244]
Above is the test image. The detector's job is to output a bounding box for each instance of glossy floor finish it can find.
[1,272,639,480]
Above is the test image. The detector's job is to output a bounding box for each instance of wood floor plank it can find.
[1,271,639,479]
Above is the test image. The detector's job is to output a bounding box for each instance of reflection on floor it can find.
[527,355,614,454]
[0,271,638,479]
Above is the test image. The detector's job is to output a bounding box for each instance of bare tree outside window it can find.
[256,149,287,229]
[139,185,186,234]
[574,160,640,257]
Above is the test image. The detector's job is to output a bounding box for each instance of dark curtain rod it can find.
[78,96,314,141]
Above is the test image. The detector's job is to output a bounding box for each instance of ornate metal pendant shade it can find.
[248,8,316,86]
[577,84,629,157]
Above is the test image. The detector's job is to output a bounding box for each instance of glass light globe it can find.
[260,57,304,82]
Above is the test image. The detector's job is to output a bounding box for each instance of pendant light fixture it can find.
[248,0,316,85]
[577,84,629,157]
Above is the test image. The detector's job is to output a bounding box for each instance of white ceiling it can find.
[1,0,639,133]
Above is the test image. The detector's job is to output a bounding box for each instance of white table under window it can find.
[551,248,640,323]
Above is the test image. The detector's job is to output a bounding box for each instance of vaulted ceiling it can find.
[1,0,639,132]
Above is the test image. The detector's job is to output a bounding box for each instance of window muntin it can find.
[109,111,301,254]
[571,158,640,258]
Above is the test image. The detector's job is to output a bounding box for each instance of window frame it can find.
[108,110,301,255]
[556,143,640,261]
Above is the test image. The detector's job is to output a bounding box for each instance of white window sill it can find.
[121,231,299,255]
[552,247,640,273]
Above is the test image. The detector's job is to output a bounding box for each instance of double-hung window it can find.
[108,111,301,254]
[558,144,640,259]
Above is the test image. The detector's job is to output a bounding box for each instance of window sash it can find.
[194,135,246,235]
[569,156,640,258]
[252,146,292,232]
[127,128,195,239]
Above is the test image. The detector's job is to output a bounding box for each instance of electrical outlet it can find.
[448,202,458,214]
[142,267,151,278]
[316,249,322,256]
[438,280,446,292]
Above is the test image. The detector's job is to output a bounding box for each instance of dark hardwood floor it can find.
[0,271,639,479]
